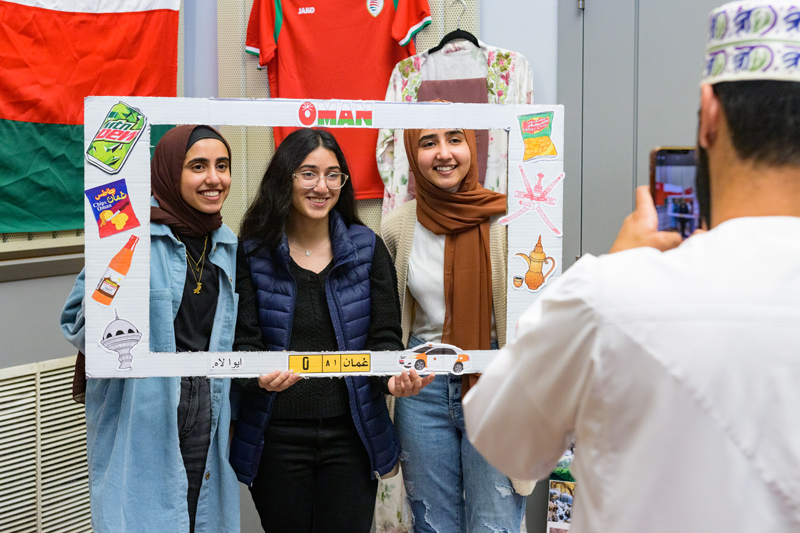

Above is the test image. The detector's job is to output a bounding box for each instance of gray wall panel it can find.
[1,274,79,367]
[581,0,638,256]
[636,0,720,186]
[578,0,719,256]
[558,1,585,269]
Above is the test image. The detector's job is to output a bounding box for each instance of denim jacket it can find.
[60,215,240,533]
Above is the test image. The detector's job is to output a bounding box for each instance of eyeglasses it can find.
[292,171,349,190]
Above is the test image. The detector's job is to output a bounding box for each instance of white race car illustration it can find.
[397,342,471,375]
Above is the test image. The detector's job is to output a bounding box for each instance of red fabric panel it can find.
[0,2,178,125]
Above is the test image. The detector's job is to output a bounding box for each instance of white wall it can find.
[183,0,218,97]
[481,0,558,105]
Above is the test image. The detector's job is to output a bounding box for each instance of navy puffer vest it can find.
[229,211,400,485]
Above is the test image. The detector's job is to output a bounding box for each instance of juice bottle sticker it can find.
[95,268,126,299]
[84,178,141,238]
[92,235,138,306]
[86,102,147,174]
[518,111,557,162]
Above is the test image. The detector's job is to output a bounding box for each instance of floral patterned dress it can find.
[376,40,535,214]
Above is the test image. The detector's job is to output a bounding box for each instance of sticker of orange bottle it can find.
[93,235,139,306]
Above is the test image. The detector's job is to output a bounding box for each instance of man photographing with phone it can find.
[463,1,800,532]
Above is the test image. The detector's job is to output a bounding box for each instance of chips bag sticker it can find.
[86,102,147,174]
[84,178,141,238]
[518,112,557,162]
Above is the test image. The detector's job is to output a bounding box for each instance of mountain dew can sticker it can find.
[86,102,147,174]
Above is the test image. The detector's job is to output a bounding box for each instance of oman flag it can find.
[0,0,179,233]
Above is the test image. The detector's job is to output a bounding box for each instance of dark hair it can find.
[239,128,362,253]
[714,80,800,166]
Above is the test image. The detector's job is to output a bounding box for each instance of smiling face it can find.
[415,129,472,191]
[290,145,341,223]
[179,138,231,214]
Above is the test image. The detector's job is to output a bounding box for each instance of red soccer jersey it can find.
[246,0,431,199]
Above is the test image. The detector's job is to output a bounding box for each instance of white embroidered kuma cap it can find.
[702,1,800,84]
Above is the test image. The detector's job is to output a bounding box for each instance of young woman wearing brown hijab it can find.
[380,127,531,532]
[61,125,242,533]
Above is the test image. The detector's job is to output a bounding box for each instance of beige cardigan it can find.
[380,200,536,496]
[380,200,508,348]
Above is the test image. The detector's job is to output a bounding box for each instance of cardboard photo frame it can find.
[83,96,564,377]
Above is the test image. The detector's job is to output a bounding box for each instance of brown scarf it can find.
[150,125,231,237]
[404,128,506,353]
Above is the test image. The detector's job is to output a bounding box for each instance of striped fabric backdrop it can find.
[0,0,179,232]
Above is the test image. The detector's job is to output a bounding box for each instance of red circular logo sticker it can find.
[298,102,316,126]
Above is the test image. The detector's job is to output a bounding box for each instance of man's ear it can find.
[698,84,721,150]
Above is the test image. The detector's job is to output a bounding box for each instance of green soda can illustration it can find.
[86,102,147,174]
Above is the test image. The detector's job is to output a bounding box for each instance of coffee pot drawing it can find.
[515,235,556,291]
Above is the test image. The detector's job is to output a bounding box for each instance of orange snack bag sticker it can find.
[85,178,141,238]
[518,112,557,162]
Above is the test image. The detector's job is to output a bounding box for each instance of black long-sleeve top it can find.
[233,234,404,419]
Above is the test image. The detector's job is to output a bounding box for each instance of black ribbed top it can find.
[233,236,404,419]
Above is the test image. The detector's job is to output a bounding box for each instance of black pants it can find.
[177,376,211,533]
[249,415,379,533]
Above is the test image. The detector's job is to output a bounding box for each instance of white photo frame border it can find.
[83,96,564,377]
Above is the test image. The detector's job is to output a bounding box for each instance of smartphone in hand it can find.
[650,147,698,239]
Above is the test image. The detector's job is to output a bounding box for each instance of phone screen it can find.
[651,148,698,239]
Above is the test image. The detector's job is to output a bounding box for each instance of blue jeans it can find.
[394,335,526,532]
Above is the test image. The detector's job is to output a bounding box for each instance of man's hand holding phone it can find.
[609,186,683,254]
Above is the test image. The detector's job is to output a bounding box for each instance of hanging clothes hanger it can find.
[428,0,479,54]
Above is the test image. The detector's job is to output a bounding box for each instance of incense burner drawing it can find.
[99,310,142,371]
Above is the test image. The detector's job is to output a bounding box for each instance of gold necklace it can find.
[288,239,329,257]
[176,234,207,294]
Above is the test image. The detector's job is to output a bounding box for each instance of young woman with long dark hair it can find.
[229,128,432,532]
